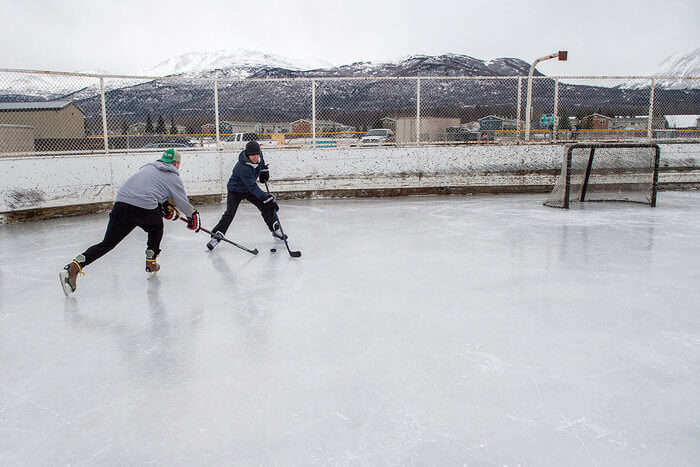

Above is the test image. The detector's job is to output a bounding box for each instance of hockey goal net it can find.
[544,143,660,209]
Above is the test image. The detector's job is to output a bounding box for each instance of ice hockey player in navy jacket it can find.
[207,140,286,251]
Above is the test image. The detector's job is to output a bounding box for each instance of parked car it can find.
[360,128,395,144]
[446,127,481,141]
[446,127,493,142]
[224,132,258,143]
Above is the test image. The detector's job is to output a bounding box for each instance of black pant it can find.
[80,202,163,267]
[212,191,277,235]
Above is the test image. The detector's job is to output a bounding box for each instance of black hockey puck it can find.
[270,248,277,252]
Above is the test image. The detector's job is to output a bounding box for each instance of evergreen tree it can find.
[170,116,177,135]
[155,115,166,134]
[145,114,154,134]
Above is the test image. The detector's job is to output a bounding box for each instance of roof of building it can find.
[0,123,33,129]
[0,101,76,111]
[291,118,349,126]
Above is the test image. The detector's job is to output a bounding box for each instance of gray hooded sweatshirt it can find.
[115,161,195,217]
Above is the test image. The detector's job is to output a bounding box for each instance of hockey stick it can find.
[179,217,258,255]
[264,182,302,258]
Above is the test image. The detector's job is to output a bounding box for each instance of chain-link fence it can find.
[1,69,699,156]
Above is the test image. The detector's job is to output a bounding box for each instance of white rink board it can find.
[1,144,699,213]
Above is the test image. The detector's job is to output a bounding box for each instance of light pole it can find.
[525,50,567,141]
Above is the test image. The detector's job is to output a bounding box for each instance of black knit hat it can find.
[245,141,261,156]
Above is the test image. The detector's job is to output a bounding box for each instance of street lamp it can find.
[525,50,567,141]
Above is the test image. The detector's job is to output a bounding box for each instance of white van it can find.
[360,128,395,143]
[224,132,257,143]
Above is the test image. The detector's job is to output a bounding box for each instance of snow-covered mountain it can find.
[146,49,335,77]
[4,51,698,122]
[0,49,335,100]
[621,47,700,89]
[0,73,109,101]
[0,51,533,100]
[655,47,700,88]
[252,54,536,79]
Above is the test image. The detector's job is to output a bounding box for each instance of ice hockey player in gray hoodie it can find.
[59,149,200,296]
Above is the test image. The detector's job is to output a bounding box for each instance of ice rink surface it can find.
[2,192,700,466]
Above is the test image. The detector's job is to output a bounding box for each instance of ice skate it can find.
[207,231,224,251]
[145,249,160,279]
[271,221,287,241]
[59,259,83,296]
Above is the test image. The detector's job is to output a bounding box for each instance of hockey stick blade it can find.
[181,218,258,255]
[287,248,302,258]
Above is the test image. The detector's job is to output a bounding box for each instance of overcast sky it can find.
[1,0,698,76]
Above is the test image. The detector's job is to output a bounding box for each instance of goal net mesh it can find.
[544,143,660,209]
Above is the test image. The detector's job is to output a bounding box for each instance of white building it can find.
[665,115,700,129]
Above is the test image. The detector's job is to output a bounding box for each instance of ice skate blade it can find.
[59,271,74,296]
[146,271,158,280]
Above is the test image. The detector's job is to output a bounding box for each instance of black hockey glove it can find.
[262,194,279,211]
[186,210,201,232]
[259,164,270,183]
[160,201,180,221]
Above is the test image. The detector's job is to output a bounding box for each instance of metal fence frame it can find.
[1,68,699,156]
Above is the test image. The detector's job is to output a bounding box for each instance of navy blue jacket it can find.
[226,150,267,199]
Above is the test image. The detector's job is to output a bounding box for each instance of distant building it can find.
[567,116,580,129]
[379,117,396,130]
[172,124,188,135]
[395,117,460,143]
[201,123,217,135]
[0,124,34,153]
[0,101,85,138]
[611,116,665,130]
[580,113,612,130]
[200,121,289,137]
[611,116,647,130]
[128,122,147,135]
[478,115,519,131]
[664,115,700,129]
[219,121,262,134]
[290,119,354,135]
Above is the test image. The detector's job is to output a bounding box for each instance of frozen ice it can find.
[1,193,700,465]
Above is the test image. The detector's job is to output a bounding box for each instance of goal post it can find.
[544,143,660,209]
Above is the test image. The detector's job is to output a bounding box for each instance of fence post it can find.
[416,78,421,144]
[99,77,109,153]
[516,77,522,142]
[525,75,534,141]
[553,78,559,142]
[214,79,221,151]
[311,79,316,146]
[647,78,655,140]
